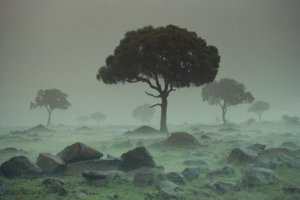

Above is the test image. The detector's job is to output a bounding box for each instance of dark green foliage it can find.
[30,89,71,127]
[97,25,220,132]
[202,78,254,124]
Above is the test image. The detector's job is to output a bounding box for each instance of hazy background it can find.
[0,0,299,127]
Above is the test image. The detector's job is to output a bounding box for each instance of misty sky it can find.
[0,0,299,127]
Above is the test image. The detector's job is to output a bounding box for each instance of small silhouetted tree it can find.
[202,78,254,124]
[248,101,270,122]
[282,114,300,125]
[91,111,106,124]
[132,104,156,124]
[97,25,220,132]
[30,89,71,127]
[77,115,89,123]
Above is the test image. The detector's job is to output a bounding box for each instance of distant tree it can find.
[96,25,220,132]
[282,114,300,125]
[76,115,89,123]
[132,104,156,124]
[91,111,106,124]
[202,78,254,124]
[30,89,71,127]
[248,101,270,122]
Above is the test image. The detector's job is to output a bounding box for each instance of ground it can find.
[0,122,299,200]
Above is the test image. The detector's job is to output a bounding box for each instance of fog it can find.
[0,0,300,127]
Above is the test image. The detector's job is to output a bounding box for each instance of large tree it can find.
[132,103,156,124]
[91,111,106,124]
[248,101,270,122]
[96,25,220,132]
[202,78,254,124]
[30,89,71,127]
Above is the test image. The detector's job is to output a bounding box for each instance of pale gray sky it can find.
[0,0,299,127]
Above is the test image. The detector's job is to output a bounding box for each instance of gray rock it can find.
[280,141,299,150]
[36,153,65,174]
[182,159,209,166]
[241,167,278,188]
[181,168,200,181]
[282,186,300,194]
[208,164,235,176]
[157,180,183,199]
[120,146,156,172]
[82,170,126,181]
[278,153,300,168]
[65,159,122,176]
[0,156,43,178]
[57,142,103,164]
[250,161,277,170]
[214,180,236,194]
[42,177,67,196]
[228,148,258,164]
[246,143,266,152]
[166,172,187,185]
[133,171,156,186]
[0,180,4,196]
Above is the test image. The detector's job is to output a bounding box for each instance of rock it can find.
[246,143,266,152]
[157,180,183,199]
[282,186,300,194]
[124,126,161,135]
[182,159,209,166]
[228,148,258,164]
[214,180,236,194]
[181,168,200,181]
[126,166,164,178]
[241,167,278,188]
[218,126,239,132]
[75,126,92,131]
[258,148,295,162]
[57,142,103,164]
[133,171,156,186]
[280,141,299,150]
[0,180,4,196]
[166,172,187,185]
[249,161,277,170]
[278,153,300,168]
[120,146,156,172]
[28,124,54,132]
[36,153,65,174]
[162,132,201,149]
[201,135,212,140]
[42,177,67,196]
[64,159,122,176]
[0,147,19,153]
[208,164,235,176]
[0,156,43,178]
[82,170,126,181]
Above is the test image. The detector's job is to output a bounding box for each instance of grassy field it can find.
[0,123,299,200]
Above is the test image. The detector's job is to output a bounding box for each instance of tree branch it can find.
[150,103,162,108]
[134,76,159,91]
[145,91,161,98]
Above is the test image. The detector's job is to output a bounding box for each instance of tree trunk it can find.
[47,110,52,127]
[160,95,168,133]
[221,107,227,124]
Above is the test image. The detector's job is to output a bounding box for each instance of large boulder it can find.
[166,172,187,185]
[208,164,235,176]
[64,158,122,176]
[124,126,161,135]
[280,141,299,150]
[228,148,258,164]
[36,153,65,174]
[157,180,183,200]
[133,167,165,186]
[278,153,300,168]
[57,142,103,164]
[82,170,126,181]
[0,156,43,178]
[213,180,236,194]
[42,177,67,196]
[181,168,200,181]
[28,124,54,132]
[162,132,200,149]
[241,167,278,188]
[120,146,156,172]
